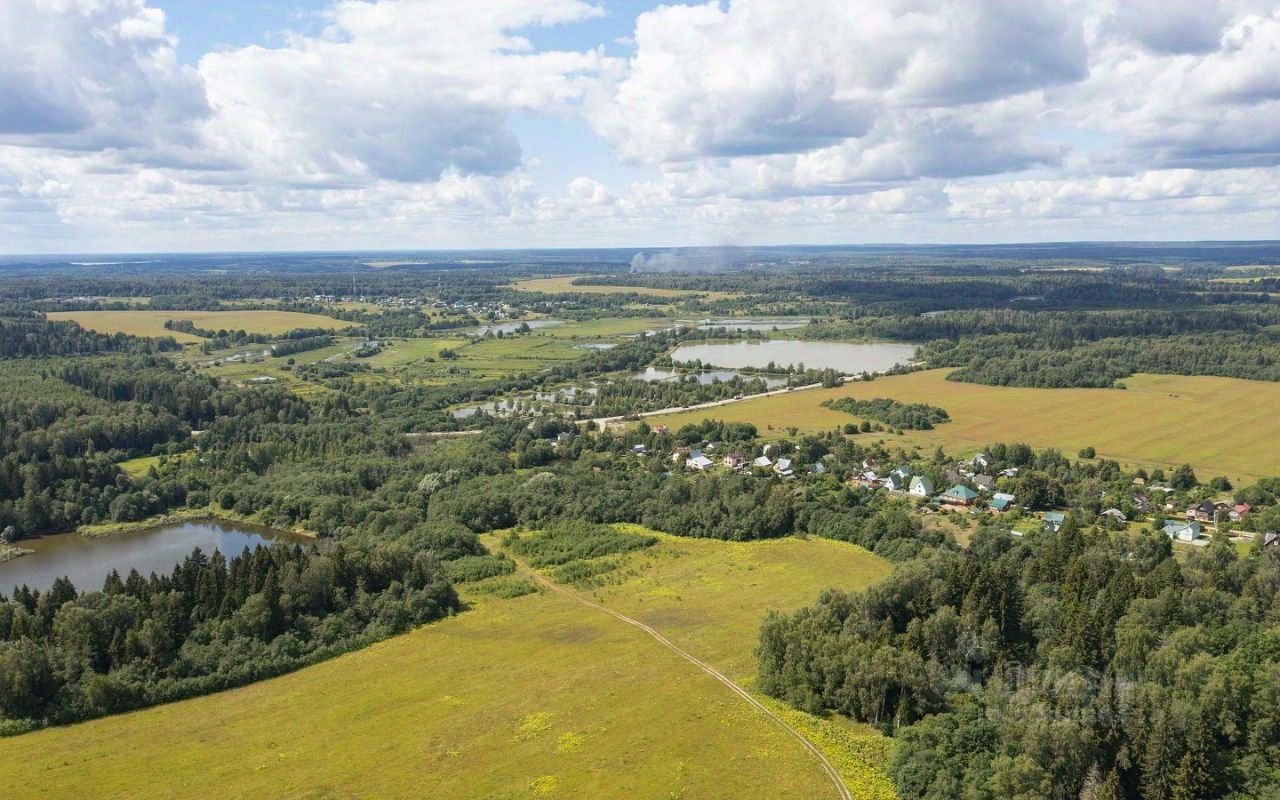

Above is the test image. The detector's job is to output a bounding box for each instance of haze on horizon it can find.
[1,0,1278,254]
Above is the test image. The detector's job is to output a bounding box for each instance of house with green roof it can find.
[1042,511,1067,532]
[940,484,979,507]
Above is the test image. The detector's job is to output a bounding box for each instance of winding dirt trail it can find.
[509,554,852,800]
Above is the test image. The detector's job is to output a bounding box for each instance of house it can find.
[1042,512,1068,531]
[1163,519,1202,542]
[671,446,691,463]
[811,461,827,475]
[1187,501,1217,524]
[909,475,935,497]
[990,492,1016,512]
[651,424,668,434]
[774,458,795,478]
[763,443,780,457]
[1264,533,1280,547]
[852,470,879,489]
[1100,508,1127,522]
[998,467,1019,479]
[687,454,715,471]
[973,475,996,492]
[723,453,747,470]
[1132,495,1152,513]
[632,444,647,455]
[973,453,994,471]
[1132,476,1147,486]
[753,455,773,469]
[1229,503,1252,522]
[940,485,979,507]
[861,459,881,471]
[883,472,906,492]
[944,469,962,484]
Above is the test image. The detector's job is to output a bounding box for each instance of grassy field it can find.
[647,369,1280,482]
[0,533,892,799]
[513,276,741,301]
[116,455,160,477]
[47,310,354,342]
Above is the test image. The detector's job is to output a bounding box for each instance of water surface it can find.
[1,519,307,593]
[668,340,918,373]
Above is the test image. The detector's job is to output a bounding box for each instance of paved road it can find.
[509,554,853,800]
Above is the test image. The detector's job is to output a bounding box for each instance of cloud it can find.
[588,0,1085,178]
[197,0,607,184]
[0,0,208,149]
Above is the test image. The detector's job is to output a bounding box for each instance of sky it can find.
[1,0,1278,254]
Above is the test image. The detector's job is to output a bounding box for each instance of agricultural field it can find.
[46,310,354,342]
[0,532,892,800]
[648,369,1280,482]
[513,275,740,301]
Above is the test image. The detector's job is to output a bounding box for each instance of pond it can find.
[668,340,918,374]
[694,318,809,332]
[465,319,562,335]
[627,367,787,387]
[0,519,308,594]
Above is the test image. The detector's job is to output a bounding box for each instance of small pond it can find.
[0,519,308,594]
[667,340,918,374]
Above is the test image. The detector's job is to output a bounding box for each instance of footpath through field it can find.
[508,554,853,800]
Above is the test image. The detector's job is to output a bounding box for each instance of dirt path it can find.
[509,555,853,800]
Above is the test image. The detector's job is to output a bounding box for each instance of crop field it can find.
[0,533,892,800]
[648,369,1280,482]
[47,310,354,342]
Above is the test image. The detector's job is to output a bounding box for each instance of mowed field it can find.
[648,369,1280,482]
[0,533,892,800]
[47,310,354,343]
[514,275,739,301]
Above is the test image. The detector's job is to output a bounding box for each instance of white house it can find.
[774,458,795,478]
[909,475,934,497]
[753,455,773,469]
[687,454,715,471]
[1163,520,1202,542]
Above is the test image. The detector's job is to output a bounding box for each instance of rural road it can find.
[591,377,838,429]
[509,554,853,800]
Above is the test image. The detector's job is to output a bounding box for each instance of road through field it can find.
[510,554,853,800]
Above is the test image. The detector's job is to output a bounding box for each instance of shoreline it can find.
[75,509,317,540]
[0,545,35,564]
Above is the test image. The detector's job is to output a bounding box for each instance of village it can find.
[641,427,1274,551]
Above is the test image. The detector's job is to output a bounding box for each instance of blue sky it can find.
[1,0,1278,253]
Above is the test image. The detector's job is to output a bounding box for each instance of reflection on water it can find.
[0,519,307,593]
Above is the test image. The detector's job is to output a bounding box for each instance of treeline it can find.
[0,317,178,359]
[758,520,1280,799]
[0,536,459,731]
[821,397,950,429]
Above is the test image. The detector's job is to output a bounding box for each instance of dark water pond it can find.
[0,519,307,593]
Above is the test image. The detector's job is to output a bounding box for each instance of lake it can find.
[0,519,308,594]
[668,341,918,373]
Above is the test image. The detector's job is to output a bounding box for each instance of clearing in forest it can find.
[47,310,353,342]
[0,531,893,800]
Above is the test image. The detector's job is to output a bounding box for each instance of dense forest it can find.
[758,519,1280,799]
